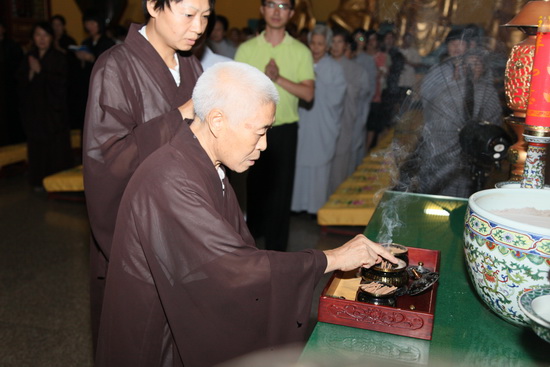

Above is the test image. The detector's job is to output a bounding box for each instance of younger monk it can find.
[83,0,213,347]
[96,62,397,367]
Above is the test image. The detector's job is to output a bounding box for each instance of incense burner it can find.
[464,188,550,326]
[361,259,409,288]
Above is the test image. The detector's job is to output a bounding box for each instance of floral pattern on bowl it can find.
[518,287,550,343]
[464,207,550,326]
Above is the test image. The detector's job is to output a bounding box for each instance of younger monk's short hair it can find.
[142,0,216,22]
[193,61,279,123]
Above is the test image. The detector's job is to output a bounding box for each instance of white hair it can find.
[193,61,279,124]
[308,24,333,48]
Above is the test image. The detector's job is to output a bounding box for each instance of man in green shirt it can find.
[235,0,315,251]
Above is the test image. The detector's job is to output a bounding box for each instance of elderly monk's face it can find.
[219,102,275,173]
[148,0,211,51]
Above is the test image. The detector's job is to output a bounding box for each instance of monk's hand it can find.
[265,58,279,83]
[323,235,398,274]
[178,99,195,120]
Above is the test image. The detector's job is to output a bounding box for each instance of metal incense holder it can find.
[359,259,440,307]
[361,259,409,288]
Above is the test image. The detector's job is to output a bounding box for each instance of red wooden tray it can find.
[317,246,441,340]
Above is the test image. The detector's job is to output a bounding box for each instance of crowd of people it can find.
[0,12,119,190]
[1,0,505,365]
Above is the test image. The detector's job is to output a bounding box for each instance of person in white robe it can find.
[291,25,346,214]
[328,28,371,194]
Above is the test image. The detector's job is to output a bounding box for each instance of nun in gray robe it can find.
[329,54,370,194]
[352,51,377,167]
[292,27,346,214]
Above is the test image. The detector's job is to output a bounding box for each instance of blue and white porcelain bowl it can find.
[463,188,550,326]
[518,287,550,343]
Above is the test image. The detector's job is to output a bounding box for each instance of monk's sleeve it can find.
[84,55,182,173]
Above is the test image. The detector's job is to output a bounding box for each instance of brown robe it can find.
[96,121,327,367]
[82,23,203,346]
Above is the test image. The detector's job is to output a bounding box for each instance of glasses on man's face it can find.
[263,1,292,11]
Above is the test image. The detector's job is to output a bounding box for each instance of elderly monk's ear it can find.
[206,109,225,138]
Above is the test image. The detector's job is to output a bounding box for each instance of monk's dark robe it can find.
[82,23,203,346]
[96,121,327,367]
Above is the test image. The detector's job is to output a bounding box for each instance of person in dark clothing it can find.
[51,14,82,131]
[0,20,24,145]
[83,0,213,352]
[73,11,116,131]
[51,14,77,52]
[16,22,73,189]
[380,30,405,127]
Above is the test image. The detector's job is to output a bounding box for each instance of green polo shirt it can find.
[235,31,315,126]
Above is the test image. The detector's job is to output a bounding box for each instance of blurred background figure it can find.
[227,26,241,48]
[351,28,376,111]
[194,12,232,70]
[292,25,346,215]
[208,14,236,58]
[381,30,406,124]
[51,14,82,132]
[73,10,115,131]
[404,27,503,198]
[240,26,256,43]
[365,30,391,153]
[51,14,77,53]
[329,27,370,193]
[16,21,73,190]
[106,24,129,45]
[0,19,24,146]
[396,32,423,106]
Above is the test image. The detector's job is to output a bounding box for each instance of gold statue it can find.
[395,0,457,57]
[290,0,316,32]
[328,0,378,33]
[487,0,528,51]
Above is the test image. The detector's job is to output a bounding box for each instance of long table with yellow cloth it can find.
[317,131,394,227]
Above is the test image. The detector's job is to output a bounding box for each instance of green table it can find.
[303,191,549,366]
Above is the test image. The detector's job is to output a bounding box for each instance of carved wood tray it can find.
[318,247,441,340]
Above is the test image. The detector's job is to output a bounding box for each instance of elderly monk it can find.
[82,0,214,349]
[96,61,398,367]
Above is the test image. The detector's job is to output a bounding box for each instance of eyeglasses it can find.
[263,1,292,11]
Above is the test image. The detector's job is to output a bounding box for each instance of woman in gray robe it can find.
[328,29,371,194]
[292,25,346,214]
